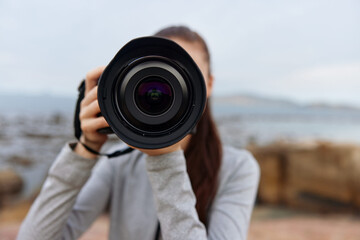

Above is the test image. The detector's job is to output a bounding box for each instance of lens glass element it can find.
[135,77,173,115]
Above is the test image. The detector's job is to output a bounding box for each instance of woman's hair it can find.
[154,26,222,226]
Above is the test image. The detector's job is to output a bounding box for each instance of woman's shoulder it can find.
[219,145,260,187]
[222,145,259,171]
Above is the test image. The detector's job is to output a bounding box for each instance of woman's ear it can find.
[206,74,214,97]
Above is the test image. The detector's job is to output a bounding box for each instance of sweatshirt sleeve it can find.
[17,143,112,240]
[207,150,260,240]
[146,150,207,240]
[146,149,260,240]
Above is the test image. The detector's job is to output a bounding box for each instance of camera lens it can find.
[98,37,206,149]
[135,77,173,115]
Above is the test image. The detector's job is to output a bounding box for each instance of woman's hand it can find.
[74,66,110,159]
[74,66,190,159]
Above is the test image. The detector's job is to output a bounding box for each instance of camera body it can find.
[97,37,206,149]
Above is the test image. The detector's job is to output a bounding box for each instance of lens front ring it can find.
[115,59,189,133]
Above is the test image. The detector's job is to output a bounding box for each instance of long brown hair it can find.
[155,26,222,226]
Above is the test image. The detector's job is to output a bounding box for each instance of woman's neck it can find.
[181,134,192,152]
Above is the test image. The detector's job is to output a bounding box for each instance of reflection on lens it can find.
[135,77,173,115]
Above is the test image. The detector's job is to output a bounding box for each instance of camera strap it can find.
[154,222,161,240]
[74,80,134,158]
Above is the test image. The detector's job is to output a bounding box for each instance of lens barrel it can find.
[98,37,206,149]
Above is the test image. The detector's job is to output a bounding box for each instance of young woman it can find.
[18,26,259,240]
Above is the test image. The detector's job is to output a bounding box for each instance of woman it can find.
[18,26,260,240]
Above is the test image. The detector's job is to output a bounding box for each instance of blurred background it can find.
[0,0,359,239]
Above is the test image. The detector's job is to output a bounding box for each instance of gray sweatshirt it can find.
[17,142,259,240]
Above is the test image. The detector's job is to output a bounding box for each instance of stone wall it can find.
[247,141,360,212]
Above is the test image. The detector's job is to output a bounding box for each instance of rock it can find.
[0,169,23,195]
[248,141,360,212]
[7,155,34,167]
[284,143,356,212]
[49,113,66,125]
[23,132,52,139]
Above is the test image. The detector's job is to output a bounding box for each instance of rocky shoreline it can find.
[1,111,360,239]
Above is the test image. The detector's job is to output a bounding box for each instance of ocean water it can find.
[212,102,360,147]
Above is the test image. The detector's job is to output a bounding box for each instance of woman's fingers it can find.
[85,66,106,94]
[76,116,108,158]
[81,86,98,108]
[74,66,108,158]
[81,116,109,133]
[79,99,101,120]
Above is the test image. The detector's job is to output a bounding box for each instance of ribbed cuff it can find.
[48,142,99,188]
[145,150,185,172]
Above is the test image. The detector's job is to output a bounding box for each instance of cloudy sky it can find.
[1,0,359,106]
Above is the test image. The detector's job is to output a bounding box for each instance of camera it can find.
[97,37,206,149]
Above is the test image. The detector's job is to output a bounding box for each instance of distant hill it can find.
[213,94,298,108]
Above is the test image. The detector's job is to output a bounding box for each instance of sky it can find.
[0,0,359,106]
